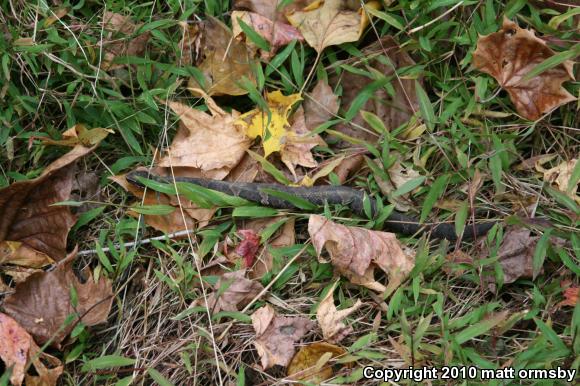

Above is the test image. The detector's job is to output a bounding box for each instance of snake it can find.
[126,171,496,241]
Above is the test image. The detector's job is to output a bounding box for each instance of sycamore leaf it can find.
[472,18,576,120]
[251,305,314,369]
[236,90,302,157]
[101,12,150,70]
[158,95,251,180]
[316,282,362,343]
[286,0,369,53]
[231,11,304,53]
[2,249,114,347]
[0,144,96,266]
[0,313,63,386]
[308,215,414,293]
[287,342,347,382]
[204,270,264,313]
[187,16,257,96]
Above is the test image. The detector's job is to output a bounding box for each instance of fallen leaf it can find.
[541,159,579,204]
[235,229,261,268]
[0,312,30,386]
[472,18,576,120]
[205,270,263,313]
[308,215,415,293]
[233,0,309,24]
[286,0,366,53]
[0,313,63,386]
[157,94,251,180]
[237,90,302,157]
[41,124,112,148]
[231,11,304,54]
[304,80,340,130]
[111,173,213,233]
[287,342,346,382]
[331,36,420,146]
[443,249,474,277]
[316,282,362,343]
[101,12,150,70]
[281,107,326,179]
[558,287,579,307]
[178,23,202,66]
[374,155,422,211]
[187,16,257,96]
[2,248,114,347]
[0,144,95,266]
[251,305,314,369]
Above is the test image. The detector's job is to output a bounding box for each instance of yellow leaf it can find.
[237,91,302,157]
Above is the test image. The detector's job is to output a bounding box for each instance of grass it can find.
[0,0,579,385]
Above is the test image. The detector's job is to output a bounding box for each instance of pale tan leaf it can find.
[304,80,340,130]
[308,215,414,293]
[0,312,31,386]
[2,249,113,347]
[472,18,576,120]
[286,0,364,53]
[205,270,264,313]
[316,282,362,343]
[542,159,579,203]
[287,342,347,382]
[251,305,314,369]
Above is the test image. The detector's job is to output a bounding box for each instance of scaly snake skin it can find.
[126,171,495,241]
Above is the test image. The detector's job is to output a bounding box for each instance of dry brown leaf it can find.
[316,282,362,343]
[101,12,149,70]
[331,36,419,147]
[157,96,251,179]
[308,215,414,293]
[2,248,113,347]
[205,270,264,313]
[41,124,112,148]
[286,0,365,53]
[0,144,95,266]
[0,313,63,386]
[304,80,340,130]
[541,159,579,204]
[287,342,347,382]
[281,107,326,179]
[178,23,202,66]
[187,17,257,96]
[231,11,304,55]
[251,305,314,369]
[233,0,310,24]
[374,155,421,212]
[472,18,576,120]
[0,312,30,386]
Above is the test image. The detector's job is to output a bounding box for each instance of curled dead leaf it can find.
[0,144,96,266]
[304,80,340,130]
[541,159,579,204]
[287,342,347,382]
[41,124,112,148]
[472,18,576,120]
[316,282,362,343]
[205,270,264,313]
[308,215,415,293]
[2,248,114,347]
[251,305,314,369]
[101,12,150,70]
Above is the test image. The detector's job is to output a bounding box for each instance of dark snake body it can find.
[127,171,495,241]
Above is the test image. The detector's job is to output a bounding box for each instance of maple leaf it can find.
[158,93,251,180]
[0,144,96,267]
[236,90,302,157]
[101,12,150,70]
[187,16,258,96]
[472,18,576,120]
[308,215,414,293]
[287,342,347,382]
[2,248,114,347]
[316,281,362,343]
[0,313,63,386]
[251,305,314,369]
[286,0,372,53]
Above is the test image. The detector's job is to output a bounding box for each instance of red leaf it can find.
[235,229,261,268]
